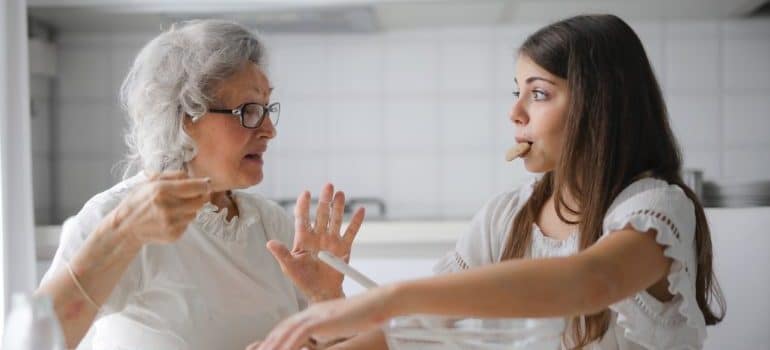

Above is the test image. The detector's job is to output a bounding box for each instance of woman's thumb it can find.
[266,240,292,265]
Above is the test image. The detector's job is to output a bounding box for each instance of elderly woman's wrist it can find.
[102,208,144,253]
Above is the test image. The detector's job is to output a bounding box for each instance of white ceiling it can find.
[28,0,769,33]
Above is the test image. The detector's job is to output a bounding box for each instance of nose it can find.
[510,98,528,127]
[256,116,277,139]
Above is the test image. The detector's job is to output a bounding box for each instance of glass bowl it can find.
[383,315,564,350]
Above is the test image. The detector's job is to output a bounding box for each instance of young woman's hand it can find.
[267,183,365,302]
[257,286,397,350]
[112,170,211,246]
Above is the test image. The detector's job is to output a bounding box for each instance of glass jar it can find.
[384,315,564,350]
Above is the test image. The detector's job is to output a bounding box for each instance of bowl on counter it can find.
[383,315,564,350]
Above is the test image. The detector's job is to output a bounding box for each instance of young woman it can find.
[254,14,726,350]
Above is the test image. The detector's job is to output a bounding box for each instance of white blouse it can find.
[41,173,307,350]
[434,177,706,350]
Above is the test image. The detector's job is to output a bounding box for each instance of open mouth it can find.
[244,153,263,163]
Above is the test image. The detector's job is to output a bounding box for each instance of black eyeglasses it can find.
[208,102,281,129]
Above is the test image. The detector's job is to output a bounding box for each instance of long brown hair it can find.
[500,14,725,347]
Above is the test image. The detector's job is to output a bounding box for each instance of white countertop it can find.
[34,220,469,259]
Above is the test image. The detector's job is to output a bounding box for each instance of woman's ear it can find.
[182,113,195,134]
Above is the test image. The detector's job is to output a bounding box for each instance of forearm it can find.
[389,256,615,320]
[309,289,345,304]
[36,212,142,348]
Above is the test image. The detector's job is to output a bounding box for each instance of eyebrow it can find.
[513,76,556,85]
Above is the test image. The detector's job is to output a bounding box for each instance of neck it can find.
[550,187,581,224]
[210,190,239,221]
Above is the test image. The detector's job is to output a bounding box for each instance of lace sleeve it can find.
[602,179,705,349]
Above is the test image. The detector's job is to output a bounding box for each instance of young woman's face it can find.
[510,54,570,173]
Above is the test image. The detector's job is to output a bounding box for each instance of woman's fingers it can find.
[314,184,334,236]
[162,177,211,199]
[245,341,262,350]
[342,207,365,247]
[147,169,184,181]
[156,190,210,219]
[156,170,187,180]
[329,191,345,237]
[266,240,293,270]
[270,315,316,350]
[293,191,312,251]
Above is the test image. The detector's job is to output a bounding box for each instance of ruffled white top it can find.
[434,177,706,350]
[41,173,307,350]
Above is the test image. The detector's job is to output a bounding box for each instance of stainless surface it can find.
[703,180,770,207]
[275,196,387,220]
[682,168,704,199]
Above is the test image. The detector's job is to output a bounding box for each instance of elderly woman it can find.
[36,20,364,350]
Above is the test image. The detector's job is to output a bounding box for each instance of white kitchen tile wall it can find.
[43,18,770,221]
[681,150,722,182]
[383,39,439,95]
[276,38,330,96]
[626,20,665,81]
[271,96,330,153]
[327,36,384,95]
[328,154,385,198]
[31,75,53,224]
[439,153,494,218]
[30,97,51,155]
[666,94,721,149]
[328,98,383,152]
[723,149,770,181]
[57,102,114,155]
[58,48,112,100]
[438,97,494,151]
[723,95,770,148]
[32,155,51,223]
[438,40,493,93]
[665,39,720,92]
[383,98,439,152]
[723,39,770,91]
[274,153,329,200]
[385,153,439,219]
[56,156,115,217]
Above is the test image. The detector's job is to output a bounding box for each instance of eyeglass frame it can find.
[206,102,281,129]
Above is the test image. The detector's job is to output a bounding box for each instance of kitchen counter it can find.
[35,220,469,260]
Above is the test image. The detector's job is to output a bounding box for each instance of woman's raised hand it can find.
[267,183,365,303]
[111,170,211,245]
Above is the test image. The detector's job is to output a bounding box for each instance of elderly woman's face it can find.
[184,62,276,191]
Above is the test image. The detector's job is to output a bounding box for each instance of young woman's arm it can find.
[256,227,672,350]
[395,227,671,318]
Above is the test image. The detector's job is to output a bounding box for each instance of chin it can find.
[523,159,553,174]
[238,171,263,189]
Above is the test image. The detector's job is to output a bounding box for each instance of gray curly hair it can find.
[119,19,266,177]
